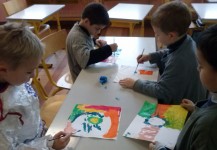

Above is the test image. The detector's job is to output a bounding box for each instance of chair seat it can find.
[29,24,51,38]
[40,94,66,127]
[56,72,73,89]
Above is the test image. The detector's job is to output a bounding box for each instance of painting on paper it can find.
[113,65,157,83]
[123,101,188,149]
[64,104,121,139]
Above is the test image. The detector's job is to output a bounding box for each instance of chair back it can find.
[41,29,67,59]
[3,0,27,16]
[33,29,71,99]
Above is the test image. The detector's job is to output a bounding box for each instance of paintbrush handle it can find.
[49,130,81,141]
[134,48,145,73]
[49,135,65,141]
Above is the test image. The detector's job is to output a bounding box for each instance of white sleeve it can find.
[0,132,54,150]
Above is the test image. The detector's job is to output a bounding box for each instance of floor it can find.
[36,20,155,104]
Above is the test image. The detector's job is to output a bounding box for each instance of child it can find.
[149,24,217,150]
[0,22,71,149]
[119,1,206,104]
[66,2,118,81]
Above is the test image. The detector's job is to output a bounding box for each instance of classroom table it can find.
[192,3,217,25]
[46,37,159,150]
[108,3,153,36]
[6,4,65,35]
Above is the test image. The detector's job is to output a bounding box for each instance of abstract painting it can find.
[113,65,157,83]
[64,104,121,139]
[123,101,188,149]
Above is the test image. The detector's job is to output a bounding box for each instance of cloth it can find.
[0,83,54,150]
[133,35,206,104]
[66,22,112,81]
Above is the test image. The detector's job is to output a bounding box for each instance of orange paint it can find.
[139,70,153,75]
[152,104,170,118]
[103,109,120,138]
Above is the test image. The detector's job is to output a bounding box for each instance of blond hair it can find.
[151,1,191,36]
[0,22,44,69]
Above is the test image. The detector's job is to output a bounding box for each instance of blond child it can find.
[0,22,70,149]
[150,24,217,150]
[119,1,206,104]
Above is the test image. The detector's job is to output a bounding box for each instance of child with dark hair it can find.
[119,1,206,104]
[150,24,217,150]
[67,2,118,81]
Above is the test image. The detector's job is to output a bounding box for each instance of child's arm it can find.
[86,43,118,66]
[149,142,169,150]
[149,49,169,64]
[51,131,71,149]
[0,131,70,150]
[137,53,151,63]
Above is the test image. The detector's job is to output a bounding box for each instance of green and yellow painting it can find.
[124,101,188,149]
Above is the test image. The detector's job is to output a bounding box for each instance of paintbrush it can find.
[134,48,145,74]
[113,37,116,58]
[48,130,81,141]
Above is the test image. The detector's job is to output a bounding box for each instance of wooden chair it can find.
[32,30,72,127]
[40,94,66,127]
[35,29,73,98]
[2,0,50,38]
[32,73,66,127]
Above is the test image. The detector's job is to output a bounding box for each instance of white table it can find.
[192,3,217,24]
[6,4,65,35]
[46,37,158,150]
[108,3,153,36]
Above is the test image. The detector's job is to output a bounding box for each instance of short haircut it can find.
[82,2,110,26]
[196,24,217,71]
[151,1,191,36]
[0,22,44,69]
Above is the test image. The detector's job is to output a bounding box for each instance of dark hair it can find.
[82,2,110,26]
[151,1,191,36]
[196,24,217,71]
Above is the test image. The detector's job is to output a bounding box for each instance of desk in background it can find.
[46,37,158,150]
[192,3,217,25]
[108,3,153,36]
[6,4,65,35]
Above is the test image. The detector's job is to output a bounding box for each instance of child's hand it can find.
[149,142,155,150]
[181,99,195,112]
[96,39,107,47]
[119,78,135,89]
[149,141,166,150]
[52,131,71,150]
[109,43,118,52]
[137,54,151,63]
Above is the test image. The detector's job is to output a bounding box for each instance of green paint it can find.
[88,116,103,125]
[138,101,157,118]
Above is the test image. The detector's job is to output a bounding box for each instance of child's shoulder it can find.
[196,106,217,127]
